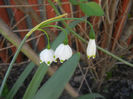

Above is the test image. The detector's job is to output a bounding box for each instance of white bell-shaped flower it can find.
[40,49,55,66]
[55,43,72,63]
[86,39,96,59]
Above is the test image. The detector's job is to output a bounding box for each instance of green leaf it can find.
[76,93,104,99]
[23,63,48,99]
[79,2,104,16]
[1,84,9,97]
[6,62,35,99]
[33,53,80,99]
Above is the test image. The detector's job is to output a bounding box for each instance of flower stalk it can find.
[0,13,67,96]
[0,36,27,96]
[42,25,68,45]
[37,29,50,49]
[26,13,67,37]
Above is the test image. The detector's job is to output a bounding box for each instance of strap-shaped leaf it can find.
[80,2,104,16]
[6,62,35,99]
[23,63,48,99]
[33,53,80,99]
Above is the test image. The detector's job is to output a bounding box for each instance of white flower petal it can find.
[55,43,73,62]
[86,39,96,58]
[40,49,55,66]
[55,44,63,59]
[64,45,72,59]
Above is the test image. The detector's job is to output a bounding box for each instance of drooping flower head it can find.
[40,49,55,66]
[86,39,96,59]
[55,43,72,63]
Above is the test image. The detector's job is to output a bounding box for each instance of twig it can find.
[0,60,30,66]
[78,64,92,93]
[11,15,28,30]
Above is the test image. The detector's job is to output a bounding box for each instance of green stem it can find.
[48,0,60,15]
[37,29,50,49]
[26,13,67,37]
[48,0,67,26]
[0,36,28,96]
[48,0,133,68]
[43,25,68,44]
[96,46,133,67]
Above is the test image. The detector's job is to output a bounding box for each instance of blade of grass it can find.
[33,53,80,99]
[6,62,35,99]
[23,62,48,99]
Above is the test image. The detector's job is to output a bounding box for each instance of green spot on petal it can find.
[53,56,55,58]
[88,55,96,59]
[93,55,96,58]
[55,59,57,62]
[40,60,42,63]
[47,61,50,65]
[60,60,64,63]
